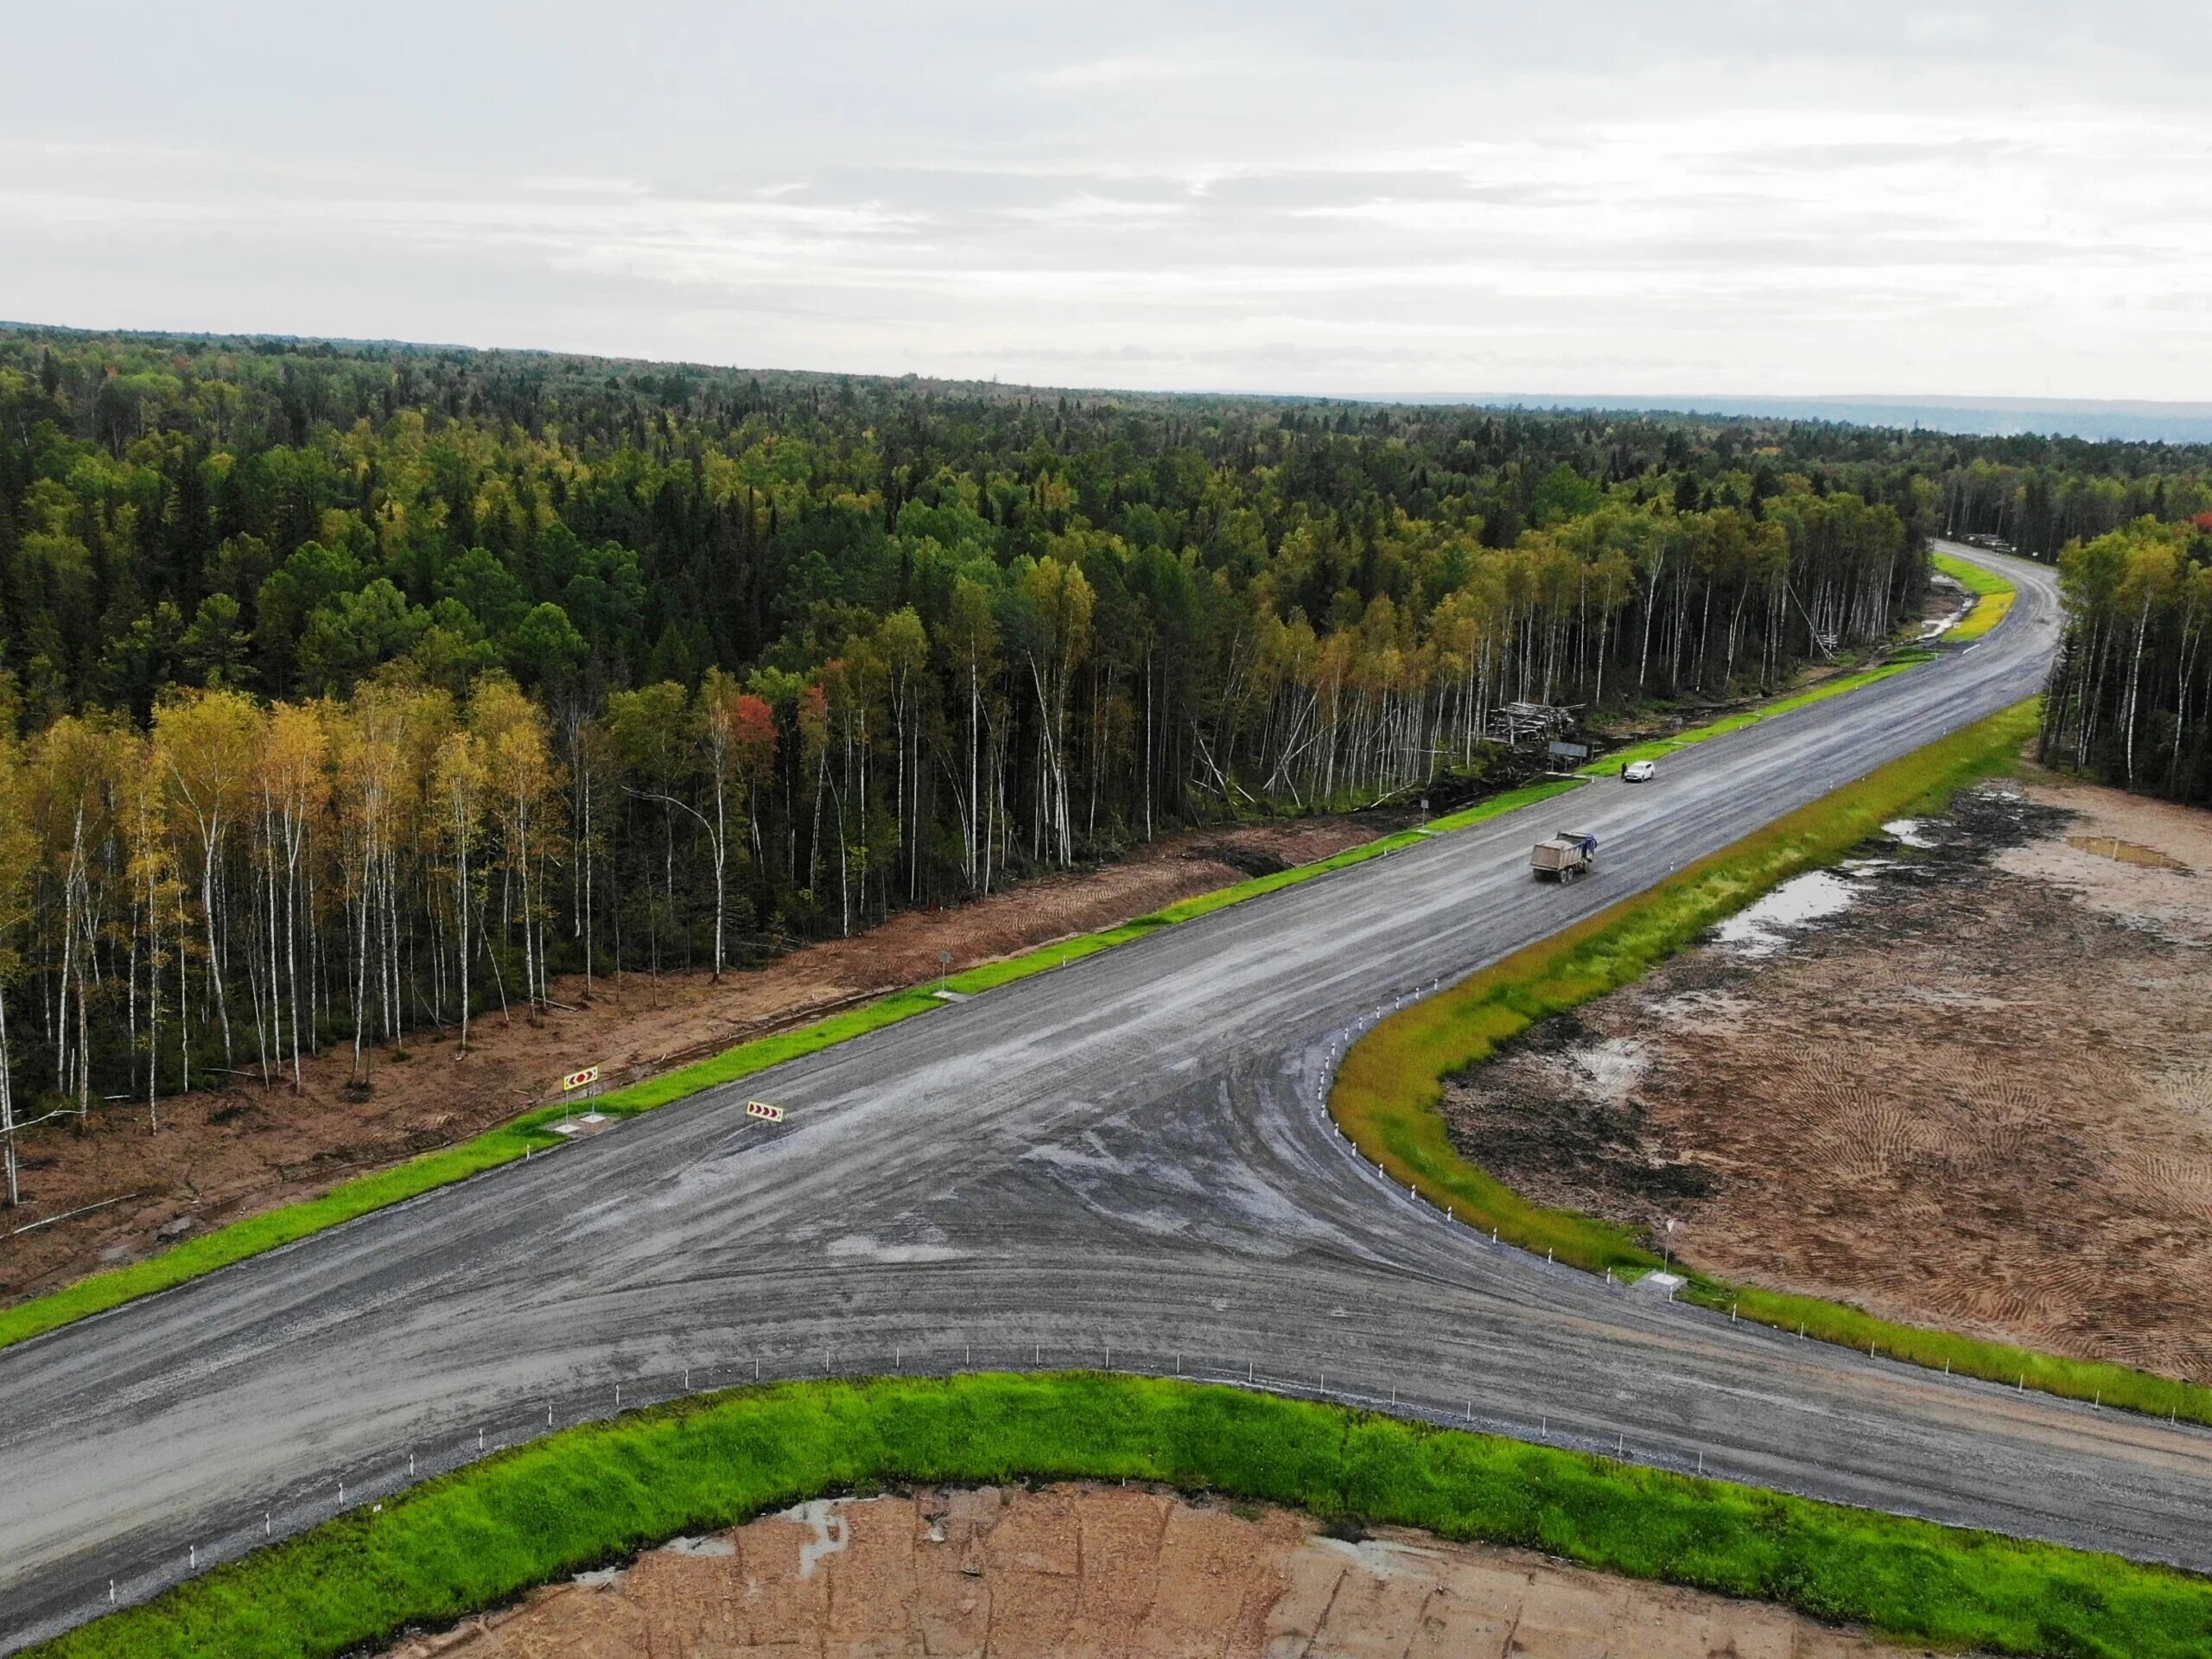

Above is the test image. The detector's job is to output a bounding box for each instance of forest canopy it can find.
[1,324,2208,1167]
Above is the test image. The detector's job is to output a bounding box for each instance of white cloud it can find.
[1,2,2208,398]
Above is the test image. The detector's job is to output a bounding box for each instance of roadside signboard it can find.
[562,1065,601,1093]
[1547,740,1590,760]
[747,1100,785,1122]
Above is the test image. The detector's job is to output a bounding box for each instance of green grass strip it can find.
[1934,550,2018,642]
[32,1373,2212,1659]
[1333,699,2212,1427]
[0,778,1580,1356]
[1581,662,1920,775]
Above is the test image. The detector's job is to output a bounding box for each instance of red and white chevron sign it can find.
[746,1099,785,1122]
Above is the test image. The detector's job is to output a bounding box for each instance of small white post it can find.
[109,1580,116,1604]
[615,1383,622,1408]
[338,1481,345,1505]
[264,1511,272,1536]
[478,1427,486,1453]
[410,1451,416,1475]
[189,1545,196,1569]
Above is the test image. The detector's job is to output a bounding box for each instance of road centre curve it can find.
[10,543,2206,1654]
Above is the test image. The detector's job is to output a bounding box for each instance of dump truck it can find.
[1530,830,1597,882]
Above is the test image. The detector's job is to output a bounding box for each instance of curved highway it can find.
[7,543,2203,1653]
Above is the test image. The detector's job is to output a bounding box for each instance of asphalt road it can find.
[7,543,2205,1652]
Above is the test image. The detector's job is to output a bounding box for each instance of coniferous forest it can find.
[1,323,2209,1177]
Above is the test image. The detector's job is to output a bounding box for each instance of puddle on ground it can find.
[784,1497,852,1579]
[1713,869,1864,957]
[2066,834,2188,870]
[1882,818,1936,849]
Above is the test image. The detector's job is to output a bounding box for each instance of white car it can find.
[1621,760,1656,783]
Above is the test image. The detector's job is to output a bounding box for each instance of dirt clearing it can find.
[383,1483,1922,1658]
[2,814,1401,1308]
[1446,774,2212,1382]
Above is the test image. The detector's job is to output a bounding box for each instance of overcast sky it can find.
[4,1,2209,400]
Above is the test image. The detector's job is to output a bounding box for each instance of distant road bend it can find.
[6,544,2207,1654]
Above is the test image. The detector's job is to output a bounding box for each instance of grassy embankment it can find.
[0,778,1580,1354]
[33,1373,2212,1659]
[1935,549,2018,642]
[1333,697,2212,1427]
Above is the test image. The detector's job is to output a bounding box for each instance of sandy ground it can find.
[383,1484,1919,1659]
[1445,775,2212,1382]
[0,816,1402,1307]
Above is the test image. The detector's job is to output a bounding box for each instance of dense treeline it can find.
[1941,459,2212,560]
[2042,515,2212,803]
[2,325,2194,1173]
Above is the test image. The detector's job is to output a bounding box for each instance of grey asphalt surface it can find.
[6,543,2207,1652]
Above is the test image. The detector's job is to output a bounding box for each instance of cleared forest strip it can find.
[0,778,1579,1353]
[31,1373,2212,1659]
[1332,698,2212,1428]
[1934,550,2018,641]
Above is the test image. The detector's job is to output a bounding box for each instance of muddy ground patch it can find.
[385,1483,1920,1659]
[1446,776,2212,1382]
